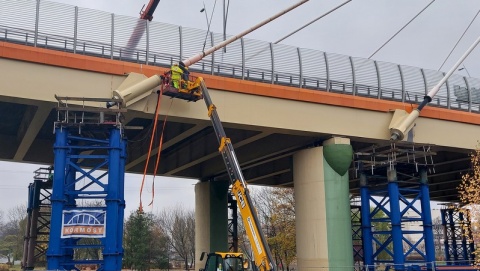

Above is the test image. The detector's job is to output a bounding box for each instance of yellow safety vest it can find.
[171,65,183,81]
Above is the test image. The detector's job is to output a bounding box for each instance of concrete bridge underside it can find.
[1,43,480,202]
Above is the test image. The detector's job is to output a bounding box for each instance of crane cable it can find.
[148,98,174,207]
[244,0,351,63]
[202,0,218,52]
[438,8,480,71]
[368,0,436,59]
[139,87,164,212]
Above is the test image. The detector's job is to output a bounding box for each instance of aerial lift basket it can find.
[161,72,203,102]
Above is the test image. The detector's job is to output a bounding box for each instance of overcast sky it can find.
[1,0,478,219]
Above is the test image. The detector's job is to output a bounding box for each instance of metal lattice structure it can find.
[46,96,126,271]
[228,193,239,252]
[0,0,480,112]
[351,204,363,271]
[22,167,53,270]
[356,143,436,271]
[441,205,475,265]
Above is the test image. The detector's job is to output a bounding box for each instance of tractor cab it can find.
[200,252,249,271]
[161,66,203,102]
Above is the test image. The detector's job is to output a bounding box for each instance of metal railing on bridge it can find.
[1,0,479,113]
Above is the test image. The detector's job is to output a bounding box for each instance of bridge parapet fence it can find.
[0,0,479,113]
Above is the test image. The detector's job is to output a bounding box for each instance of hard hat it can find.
[173,62,179,66]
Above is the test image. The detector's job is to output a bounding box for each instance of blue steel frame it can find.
[360,168,435,271]
[351,204,364,271]
[47,127,126,271]
[440,207,475,265]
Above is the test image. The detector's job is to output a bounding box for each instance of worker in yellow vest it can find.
[171,63,183,89]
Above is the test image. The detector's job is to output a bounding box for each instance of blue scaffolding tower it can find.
[355,144,436,271]
[351,204,363,271]
[47,96,126,271]
[22,167,53,270]
[440,205,474,265]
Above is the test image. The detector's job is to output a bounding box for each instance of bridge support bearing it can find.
[195,180,229,269]
[294,137,353,271]
[440,206,475,265]
[357,144,436,271]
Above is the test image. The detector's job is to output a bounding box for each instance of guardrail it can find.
[0,0,479,113]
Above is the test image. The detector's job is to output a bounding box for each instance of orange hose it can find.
[139,89,163,212]
[148,98,174,207]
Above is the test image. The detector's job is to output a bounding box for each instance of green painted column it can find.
[195,180,229,269]
[294,137,353,271]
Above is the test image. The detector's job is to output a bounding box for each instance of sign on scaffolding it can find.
[61,209,106,238]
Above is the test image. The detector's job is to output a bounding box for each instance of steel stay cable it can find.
[368,0,436,59]
[244,0,351,63]
[148,97,174,207]
[139,87,163,212]
[438,8,480,71]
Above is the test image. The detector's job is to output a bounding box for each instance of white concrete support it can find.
[195,180,229,270]
[294,137,353,271]
[294,146,329,270]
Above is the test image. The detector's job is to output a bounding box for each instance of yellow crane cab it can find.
[199,252,250,271]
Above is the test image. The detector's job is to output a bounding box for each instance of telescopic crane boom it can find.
[111,2,309,270]
[125,0,161,57]
[140,0,161,21]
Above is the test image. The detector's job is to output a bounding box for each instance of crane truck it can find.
[110,1,309,271]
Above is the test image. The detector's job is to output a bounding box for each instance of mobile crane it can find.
[110,1,309,270]
[125,0,161,56]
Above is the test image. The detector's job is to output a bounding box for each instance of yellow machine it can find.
[165,76,276,271]
[200,252,249,271]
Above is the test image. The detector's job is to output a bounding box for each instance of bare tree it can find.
[186,213,195,269]
[157,205,195,270]
[0,210,4,229]
[0,204,27,264]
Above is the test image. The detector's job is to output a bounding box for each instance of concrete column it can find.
[195,180,229,269]
[294,137,353,271]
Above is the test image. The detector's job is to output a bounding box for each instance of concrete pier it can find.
[294,137,353,271]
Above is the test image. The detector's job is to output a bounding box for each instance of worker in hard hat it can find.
[171,62,183,89]
[179,61,190,82]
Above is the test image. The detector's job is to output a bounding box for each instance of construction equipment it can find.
[110,2,310,270]
[140,0,161,21]
[199,252,249,271]
[125,0,161,57]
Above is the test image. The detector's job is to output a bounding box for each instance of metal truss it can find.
[46,96,126,271]
[228,193,239,252]
[356,143,436,271]
[441,205,475,265]
[22,167,53,270]
[351,203,363,271]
